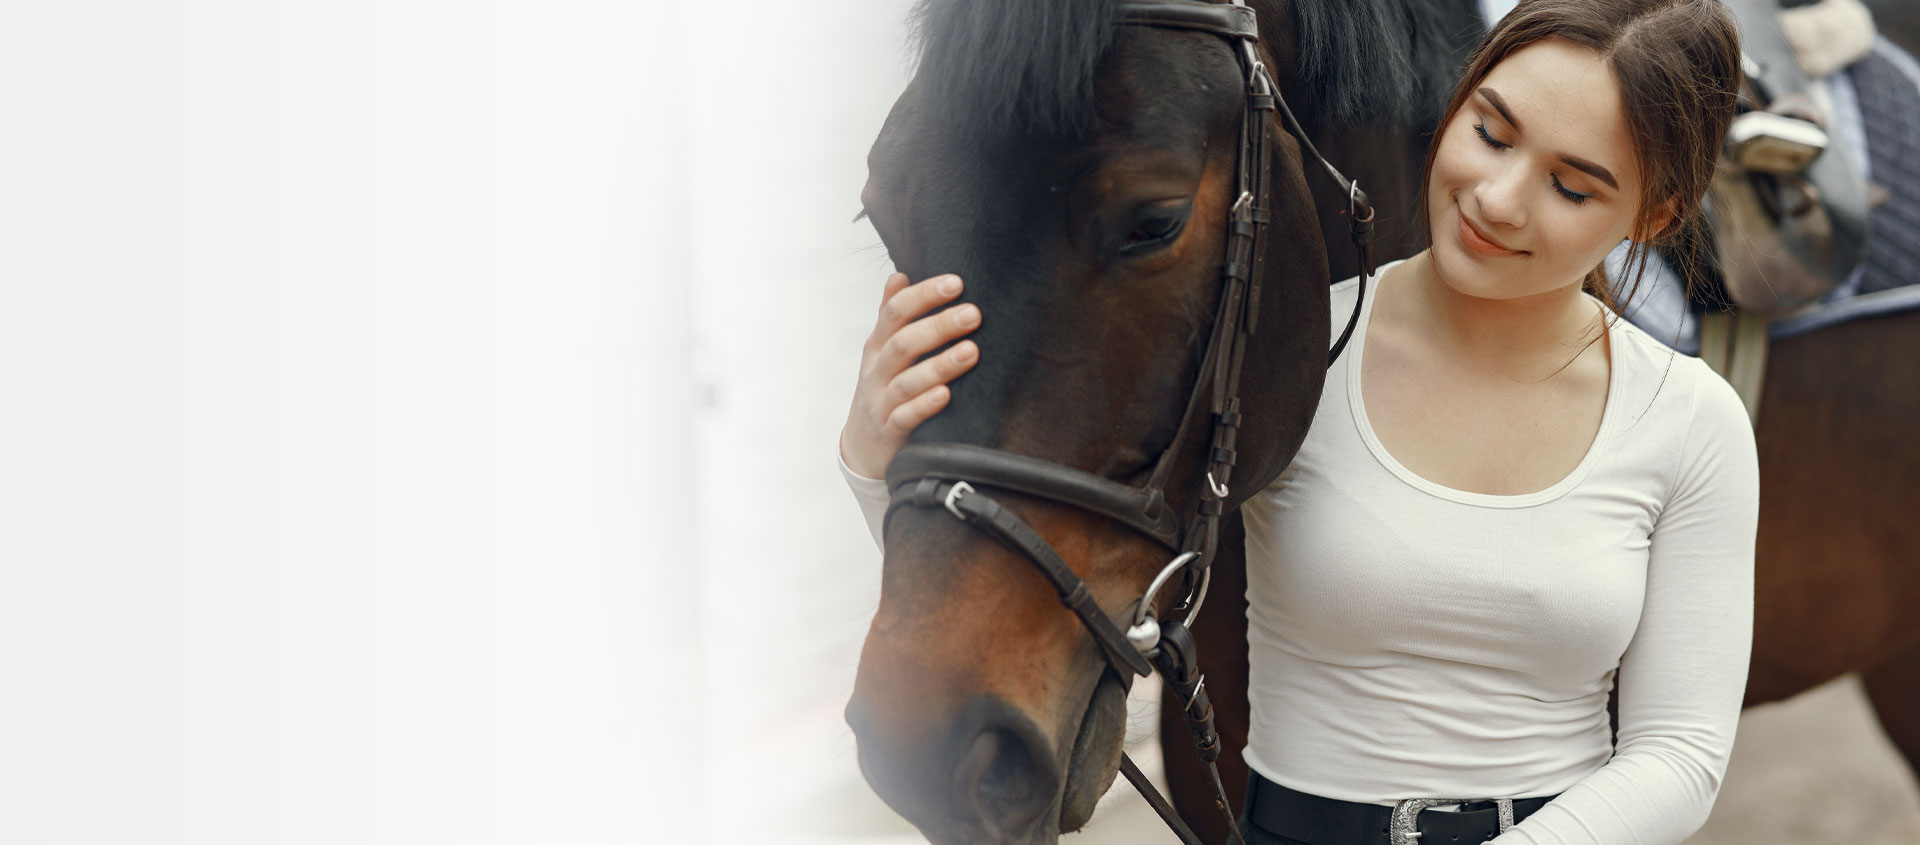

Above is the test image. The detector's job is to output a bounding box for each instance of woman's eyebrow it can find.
[1560,156,1619,191]
[1477,86,1620,191]
[1478,87,1522,130]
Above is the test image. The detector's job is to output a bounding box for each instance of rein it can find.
[883,2,1375,840]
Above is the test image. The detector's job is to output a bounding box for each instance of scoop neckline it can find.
[1344,257,1620,509]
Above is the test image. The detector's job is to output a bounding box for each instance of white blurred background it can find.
[6,1,690,842]
[6,1,1916,844]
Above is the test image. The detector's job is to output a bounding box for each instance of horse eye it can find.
[1119,204,1191,255]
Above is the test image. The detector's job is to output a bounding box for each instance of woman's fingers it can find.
[885,339,979,409]
[878,271,910,308]
[886,384,953,433]
[876,300,981,376]
[872,273,965,345]
[841,271,979,479]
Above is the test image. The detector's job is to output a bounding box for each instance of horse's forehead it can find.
[1096,27,1248,135]
[867,97,1064,199]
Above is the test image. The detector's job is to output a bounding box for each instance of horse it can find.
[1741,0,1920,807]
[844,0,1480,841]
[1158,7,1920,842]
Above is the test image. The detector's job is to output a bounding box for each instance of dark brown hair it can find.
[1419,0,1741,348]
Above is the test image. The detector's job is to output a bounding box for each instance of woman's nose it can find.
[1473,160,1529,230]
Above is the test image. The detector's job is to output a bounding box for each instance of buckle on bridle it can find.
[943,481,974,521]
[1230,190,1254,223]
[1206,470,1230,499]
[1389,797,1516,845]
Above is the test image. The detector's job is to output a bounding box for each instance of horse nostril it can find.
[953,726,1051,821]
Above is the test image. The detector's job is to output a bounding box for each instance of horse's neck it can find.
[1273,0,1482,269]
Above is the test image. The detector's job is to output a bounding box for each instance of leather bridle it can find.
[881,2,1375,841]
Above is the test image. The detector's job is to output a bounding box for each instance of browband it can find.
[1118,2,1259,39]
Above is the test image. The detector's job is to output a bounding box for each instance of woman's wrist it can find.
[838,432,886,483]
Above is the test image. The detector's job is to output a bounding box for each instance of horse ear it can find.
[1635,194,1680,243]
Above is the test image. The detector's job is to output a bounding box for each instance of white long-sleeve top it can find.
[839,256,1759,844]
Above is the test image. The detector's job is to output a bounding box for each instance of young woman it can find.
[838,1,1757,843]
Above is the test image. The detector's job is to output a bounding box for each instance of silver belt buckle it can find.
[1389,797,1515,845]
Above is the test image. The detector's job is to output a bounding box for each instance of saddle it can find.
[1687,0,1878,421]
[1623,32,1920,373]
[1703,0,1873,314]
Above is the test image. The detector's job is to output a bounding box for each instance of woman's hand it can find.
[839,271,981,479]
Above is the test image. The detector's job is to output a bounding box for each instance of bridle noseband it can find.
[881,2,1376,841]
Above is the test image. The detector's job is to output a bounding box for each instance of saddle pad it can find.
[1619,36,1920,354]
[1850,37,1920,296]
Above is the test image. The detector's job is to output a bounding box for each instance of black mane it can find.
[908,0,1122,139]
[1290,0,1486,129]
[907,0,1484,138]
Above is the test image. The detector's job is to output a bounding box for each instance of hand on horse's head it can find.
[839,271,981,480]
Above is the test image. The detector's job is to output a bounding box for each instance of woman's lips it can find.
[1457,208,1523,257]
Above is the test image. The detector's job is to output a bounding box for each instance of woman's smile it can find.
[1456,202,1526,257]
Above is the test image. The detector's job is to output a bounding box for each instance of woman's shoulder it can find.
[1603,312,1753,452]
[1606,310,1722,398]
[1607,319,1758,512]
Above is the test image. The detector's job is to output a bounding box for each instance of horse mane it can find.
[908,0,1483,138]
[908,0,1122,139]
[1289,0,1486,129]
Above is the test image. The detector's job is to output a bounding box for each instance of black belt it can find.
[1242,771,1559,845]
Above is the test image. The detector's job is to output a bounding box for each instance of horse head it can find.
[846,1,1336,840]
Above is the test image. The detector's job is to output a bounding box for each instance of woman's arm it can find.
[837,270,983,550]
[1491,365,1760,845]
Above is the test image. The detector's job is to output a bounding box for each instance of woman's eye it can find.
[1473,122,1593,206]
[1552,175,1593,205]
[1473,122,1509,151]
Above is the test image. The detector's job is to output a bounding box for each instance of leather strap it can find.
[1696,308,1769,423]
[1119,1,1258,39]
[887,443,1183,550]
[890,476,1156,678]
[1121,754,1203,845]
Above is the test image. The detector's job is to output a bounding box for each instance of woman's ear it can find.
[1634,195,1680,243]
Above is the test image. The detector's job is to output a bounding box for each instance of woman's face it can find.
[1426,36,1666,301]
